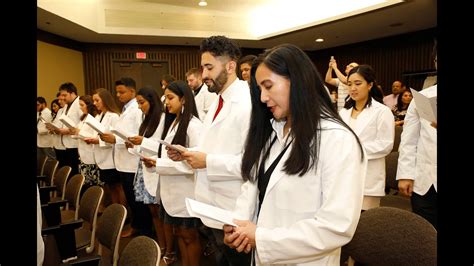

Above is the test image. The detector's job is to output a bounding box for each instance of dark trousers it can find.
[63,148,80,177]
[211,228,251,266]
[411,185,437,230]
[118,171,152,235]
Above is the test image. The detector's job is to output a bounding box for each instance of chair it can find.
[73,186,104,253]
[343,207,437,266]
[118,236,161,266]
[38,159,59,186]
[62,174,85,220]
[385,151,399,193]
[392,125,403,152]
[49,166,72,201]
[96,203,127,266]
[43,203,127,265]
[38,154,48,176]
[381,151,412,211]
[42,174,85,227]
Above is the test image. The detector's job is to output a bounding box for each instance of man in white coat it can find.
[186,67,218,122]
[100,78,152,237]
[37,96,56,160]
[168,35,252,266]
[397,47,437,229]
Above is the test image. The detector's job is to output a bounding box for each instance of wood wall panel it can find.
[82,46,202,95]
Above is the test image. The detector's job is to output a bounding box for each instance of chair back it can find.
[385,151,399,191]
[54,166,72,199]
[96,203,127,266]
[119,236,161,266]
[392,125,403,152]
[43,159,59,186]
[78,186,104,253]
[343,207,437,265]
[37,155,48,176]
[64,174,85,219]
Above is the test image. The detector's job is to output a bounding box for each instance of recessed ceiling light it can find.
[315,38,324,42]
[198,0,207,6]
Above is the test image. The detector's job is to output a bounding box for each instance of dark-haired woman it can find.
[125,87,166,251]
[339,65,394,210]
[145,81,203,265]
[223,44,367,265]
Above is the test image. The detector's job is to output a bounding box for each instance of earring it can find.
[181,105,184,114]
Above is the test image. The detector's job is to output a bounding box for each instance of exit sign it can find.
[136,52,147,59]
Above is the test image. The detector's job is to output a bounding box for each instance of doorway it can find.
[113,61,170,99]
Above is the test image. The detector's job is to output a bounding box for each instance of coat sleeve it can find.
[363,107,395,160]
[396,100,420,180]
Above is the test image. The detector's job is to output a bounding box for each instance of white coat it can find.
[93,111,119,170]
[37,108,53,148]
[396,85,437,195]
[193,79,252,229]
[52,107,66,150]
[194,83,218,122]
[156,117,202,217]
[77,120,96,165]
[233,119,367,266]
[339,99,394,196]
[61,96,82,148]
[113,99,143,173]
[136,113,165,198]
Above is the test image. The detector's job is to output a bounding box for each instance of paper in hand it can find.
[410,88,437,123]
[185,198,237,227]
[157,139,187,153]
[84,114,105,134]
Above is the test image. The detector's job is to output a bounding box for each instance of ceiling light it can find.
[198,0,207,6]
[315,38,324,42]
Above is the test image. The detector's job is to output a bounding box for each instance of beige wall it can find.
[37,40,85,105]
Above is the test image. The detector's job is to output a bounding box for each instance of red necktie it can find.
[212,95,224,122]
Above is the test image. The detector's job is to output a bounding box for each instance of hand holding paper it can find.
[84,114,106,134]
[157,139,188,153]
[59,114,77,129]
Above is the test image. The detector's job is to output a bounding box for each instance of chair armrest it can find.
[61,255,101,266]
[39,185,57,204]
[41,200,68,226]
[43,219,85,262]
[42,219,83,235]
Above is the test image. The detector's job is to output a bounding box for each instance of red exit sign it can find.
[136,52,147,59]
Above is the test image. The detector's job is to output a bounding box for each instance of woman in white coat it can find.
[339,65,394,210]
[75,95,101,193]
[84,88,121,205]
[223,44,367,265]
[126,86,166,255]
[144,81,203,265]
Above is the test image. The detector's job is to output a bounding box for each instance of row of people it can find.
[37,35,436,265]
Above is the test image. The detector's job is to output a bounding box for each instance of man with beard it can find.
[168,35,252,266]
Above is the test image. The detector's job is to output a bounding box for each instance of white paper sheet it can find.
[185,198,237,227]
[410,88,437,123]
[84,114,106,134]
[157,139,188,153]
[140,138,159,155]
[110,126,131,141]
[127,147,153,160]
[59,114,77,129]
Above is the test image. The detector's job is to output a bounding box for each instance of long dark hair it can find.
[241,44,363,182]
[343,65,383,110]
[396,88,412,112]
[160,80,198,149]
[137,87,163,138]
